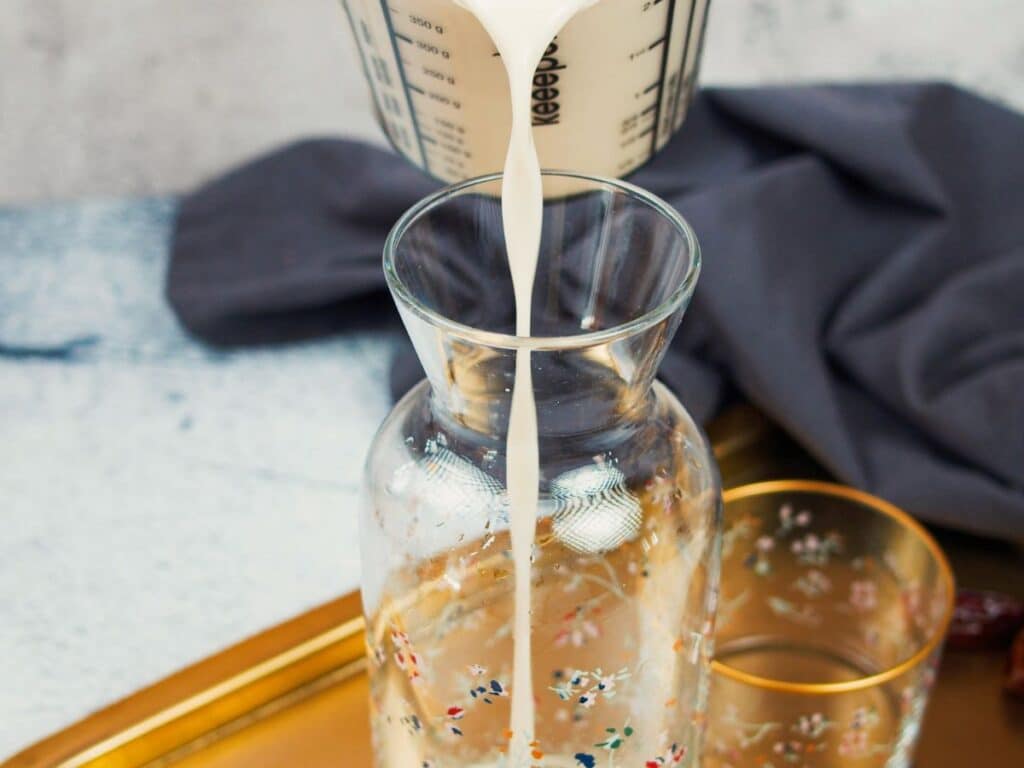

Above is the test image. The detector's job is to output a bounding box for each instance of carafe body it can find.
[362,172,722,766]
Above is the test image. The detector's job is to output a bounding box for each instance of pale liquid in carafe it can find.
[369,506,707,767]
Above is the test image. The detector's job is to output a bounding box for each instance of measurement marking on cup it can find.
[434,127,463,141]
[622,125,655,148]
[378,0,430,173]
[642,80,660,95]
[340,2,384,125]
[648,35,667,50]
[670,0,701,132]
[395,32,413,44]
[650,0,678,155]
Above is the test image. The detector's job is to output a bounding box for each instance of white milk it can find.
[453,1,597,764]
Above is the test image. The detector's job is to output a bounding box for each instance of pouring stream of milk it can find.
[452,0,597,763]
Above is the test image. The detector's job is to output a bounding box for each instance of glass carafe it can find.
[363,172,721,767]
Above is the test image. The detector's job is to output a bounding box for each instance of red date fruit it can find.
[1006,628,1024,698]
[947,589,1024,650]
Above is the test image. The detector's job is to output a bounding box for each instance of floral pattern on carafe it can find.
[362,172,722,767]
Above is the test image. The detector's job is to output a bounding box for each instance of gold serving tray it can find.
[6,407,1023,767]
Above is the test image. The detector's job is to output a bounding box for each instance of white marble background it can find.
[2,0,1024,759]
[4,0,1024,204]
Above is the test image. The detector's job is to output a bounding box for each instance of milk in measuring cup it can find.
[341,0,711,181]
[353,1,715,763]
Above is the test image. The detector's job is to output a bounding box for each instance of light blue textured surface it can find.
[0,199,394,756]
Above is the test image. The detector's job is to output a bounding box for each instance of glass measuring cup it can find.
[340,0,712,182]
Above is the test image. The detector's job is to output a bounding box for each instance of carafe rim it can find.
[383,169,701,352]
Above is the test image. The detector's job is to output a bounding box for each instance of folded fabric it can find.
[169,82,1024,538]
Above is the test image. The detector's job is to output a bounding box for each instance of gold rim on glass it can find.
[711,479,956,695]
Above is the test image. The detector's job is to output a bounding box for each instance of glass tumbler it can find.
[705,481,955,768]
[363,172,722,767]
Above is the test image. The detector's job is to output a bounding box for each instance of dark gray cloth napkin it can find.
[169,82,1024,538]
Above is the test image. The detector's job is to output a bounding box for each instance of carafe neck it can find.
[404,308,682,440]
